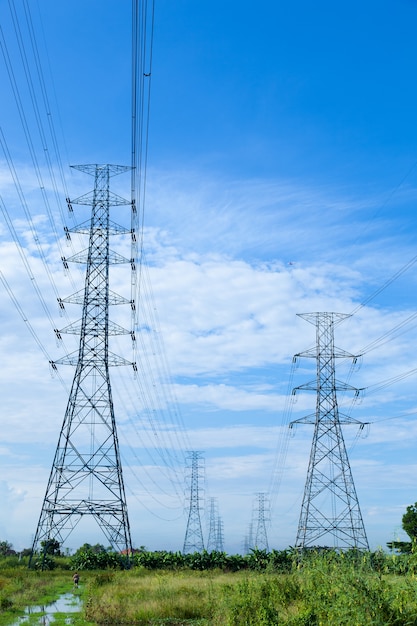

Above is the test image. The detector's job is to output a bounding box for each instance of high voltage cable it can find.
[131,0,155,336]
[6,0,187,513]
[20,0,71,205]
[135,255,192,452]
[359,310,417,355]
[0,24,67,258]
[0,11,82,294]
[7,0,69,226]
[114,366,186,498]
[346,252,417,321]
[365,367,417,395]
[130,0,189,474]
[0,187,73,354]
[0,269,69,391]
[268,358,298,514]
[2,0,188,519]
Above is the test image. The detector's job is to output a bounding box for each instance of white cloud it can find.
[0,162,417,553]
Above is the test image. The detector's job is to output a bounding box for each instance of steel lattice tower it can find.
[254,493,269,552]
[244,522,254,554]
[216,516,225,552]
[206,497,218,552]
[30,164,133,563]
[291,312,369,551]
[183,451,205,553]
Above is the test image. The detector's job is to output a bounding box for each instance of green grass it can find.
[81,557,417,625]
[2,551,417,625]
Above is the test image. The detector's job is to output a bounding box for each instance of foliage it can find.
[81,555,417,625]
[386,501,417,553]
[402,502,417,540]
[33,554,57,570]
[40,538,61,556]
[386,540,412,553]
[0,541,15,557]
[3,549,417,624]
[75,542,107,554]
[70,545,126,570]
[132,548,292,573]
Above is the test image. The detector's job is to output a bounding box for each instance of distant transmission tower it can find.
[291,312,369,550]
[254,493,269,552]
[183,451,205,553]
[216,516,225,552]
[206,498,225,552]
[206,497,218,552]
[30,164,134,564]
[244,521,254,554]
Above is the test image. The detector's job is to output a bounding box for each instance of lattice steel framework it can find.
[216,516,225,552]
[254,492,269,552]
[183,451,205,553]
[206,497,218,552]
[292,312,369,550]
[30,164,134,563]
[244,522,254,554]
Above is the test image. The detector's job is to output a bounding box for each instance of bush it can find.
[70,547,125,570]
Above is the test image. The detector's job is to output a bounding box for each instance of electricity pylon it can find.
[183,451,205,553]
[30,164,134,564]
[291,312,369,551]
[254,492,269,552]
[244,522,254,554]
[207,498,225,552]
[206,497,218,552]
[216,516,225,552]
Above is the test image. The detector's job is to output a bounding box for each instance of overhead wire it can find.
[21,0,72,213]
[126,0,190,510]
[12,0,417,537]
[0,0,188,518]
[0,2,84,355]
[268,357,298,515]
[0,268,69,391]
[1,2,81,273]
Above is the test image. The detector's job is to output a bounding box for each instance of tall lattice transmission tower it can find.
[291,312,369,550]
[30,164,134,563]
[183,451,205,553]
[254,493,269,552]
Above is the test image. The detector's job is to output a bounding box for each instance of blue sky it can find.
[1,0,417,554]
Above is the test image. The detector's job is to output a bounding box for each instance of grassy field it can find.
[2,550,417,625]
[81,565,417,625]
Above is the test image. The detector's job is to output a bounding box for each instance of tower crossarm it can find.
[57,320,131,337]
[58,290,131,307]
[293,380,363,394]
[63,249,131,265]
[68,218,132,236]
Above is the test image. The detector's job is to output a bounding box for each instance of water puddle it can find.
[11,592,82,625]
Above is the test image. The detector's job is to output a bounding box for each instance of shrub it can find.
[70,547,125,570]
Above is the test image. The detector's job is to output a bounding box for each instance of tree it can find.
[387,502,417,553]
[402,502,417,541]
[40,538,61,556]
[74,542,107,555]
[70,544,124,570]
[0,540,15,556]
